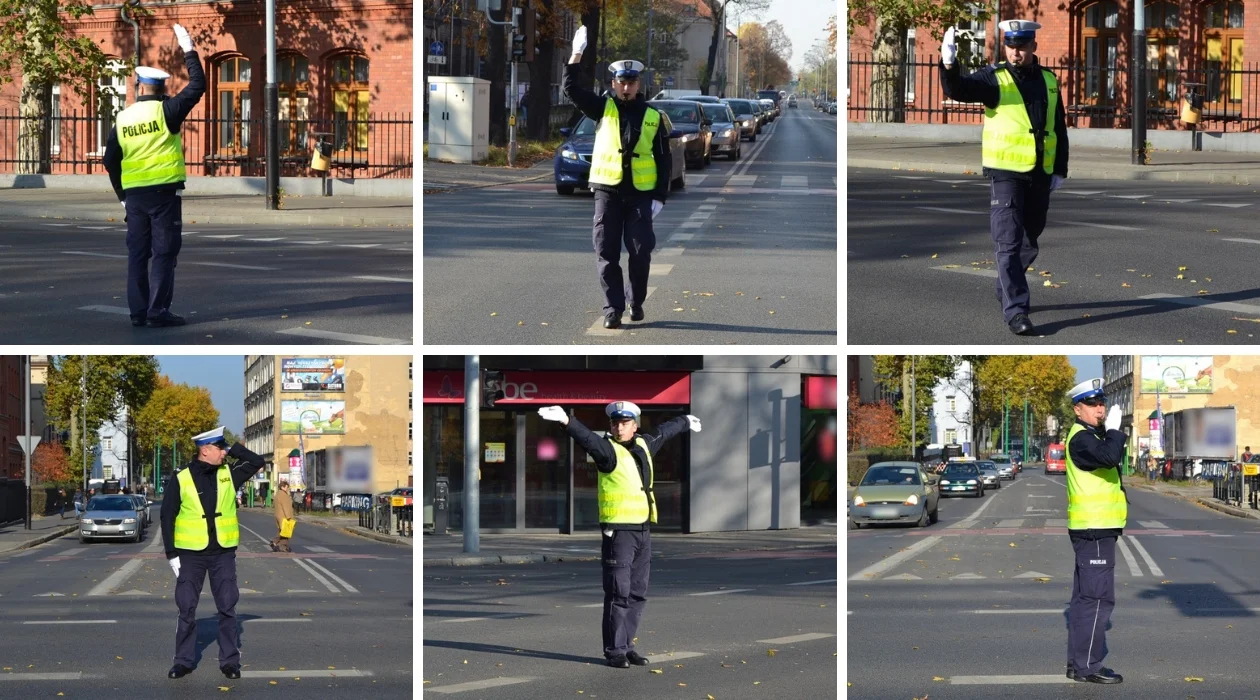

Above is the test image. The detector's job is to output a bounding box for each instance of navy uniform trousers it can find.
[593,190,656,317]
[990,174,1052,323]
[601,528,651,658]
[173,550,240,668]
[125,189,184,322]
[1067,536,1116,675]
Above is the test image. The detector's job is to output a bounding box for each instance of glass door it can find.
[478,410,517,529]
[524,412,569,529]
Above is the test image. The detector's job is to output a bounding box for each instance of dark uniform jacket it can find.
[565,415,689,530]
[104,50,207,202]
[1067,419,1128,541]
[939,57,1069,180]
[160,443,266,560]
[562,63,672,203]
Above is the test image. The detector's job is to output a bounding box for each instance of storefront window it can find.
[570,407,686,530]
[525,411,569,529]
[478,410,517,529]
[424,404,465,529]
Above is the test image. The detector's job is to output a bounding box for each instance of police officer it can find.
[537,401,700,667]
[1063,379,1128,684]
[940,20,1069,336]
[563,25,673,329]
[160,427,265,680]
[104,24,206,329]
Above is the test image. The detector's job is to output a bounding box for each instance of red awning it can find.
[804,375,837,410]
[423,371,690,405]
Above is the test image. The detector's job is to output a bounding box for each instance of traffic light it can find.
[511,32,525,60]
[482,370,505,407]
[522,2,536,62]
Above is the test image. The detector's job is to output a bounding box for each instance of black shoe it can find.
[626,651,650,666]
[1008,313,1035,336]
[130,316,147,327]
[221,664,241,679]
[629,306,645,322]
[1070,667,1122,684]
[147,313,186,328]
[603,314,622,330]
[168,664,193,679]
[606,655,630,668]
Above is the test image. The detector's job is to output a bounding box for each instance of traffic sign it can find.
[430,41,444,56]
[17,436,40,455]
[427,55,447,65]
[665,76,674,87]
[1245,464,1259,476]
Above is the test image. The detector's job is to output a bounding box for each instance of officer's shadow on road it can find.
[425,639,598,665]
[632,320,836,337]
[191,613,262,669]
[1136,581,1259,619]
[1033,287,1260,335]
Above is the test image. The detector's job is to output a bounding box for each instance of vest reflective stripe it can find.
[588,98,660,191]
[173,466,240,550]
[1065,423,1128,530]
[598,437,657,524]
[117,100,186,190]
[982,68,1058,174]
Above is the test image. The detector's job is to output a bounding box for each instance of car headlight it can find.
[903,494,920,506]
[123,518,137,524]
[680,133,697,142]
[940,479,950,485]
[966,480,977,485]
[742,119,753,126]
[561,148,579,161]
[719,128,734,138]
[81,518,92,524]
[853,495,865,507]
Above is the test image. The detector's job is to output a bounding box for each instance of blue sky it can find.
[1069,355,1104,383]
[156,356,244,433]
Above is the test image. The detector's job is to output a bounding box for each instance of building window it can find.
[277,53,310,155]
[955,10,988,67]
[905,29,916,101]
[103,438,112,451]
[945,429,957,444]
[330,53,370,153]
[1204,1,1244,104]
[50,85,62,156]
[95,61,126,155]
[1144,1,1180,106]
[948,396,956,413]
[215,56,252,154]
[1082,1,1120,104]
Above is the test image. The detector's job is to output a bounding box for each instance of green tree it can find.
[603,0,687,94]
[135,376,221,482]
[974,356,1076,452]
[873,355,961,451]
[698,0,770,95]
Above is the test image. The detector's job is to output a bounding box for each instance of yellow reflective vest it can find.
[589,98,660,191]
[117,100,187,190]
[1065,422,1127,531]
[173,465,240,550]
[598,437,657,524]
[982,67,1058,174]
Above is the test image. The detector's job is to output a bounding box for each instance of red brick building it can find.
[1,0,413,178]
[849,1,1260,131]
[1,356,26,482]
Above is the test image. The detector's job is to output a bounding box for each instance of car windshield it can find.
[656,104,699,123]
[943,465,979,477]
[702,105,732,122]
[1049,449,1066,460]
[573,117,596,137]
[977,463,998,472]
[724,100,753,114]
[861,467,921,486]
[88,496,134,511]
[990,455,1010,463]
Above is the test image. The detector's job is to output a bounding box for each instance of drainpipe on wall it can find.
[121,1,142,92]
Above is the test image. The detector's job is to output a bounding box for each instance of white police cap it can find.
[605,400,642,422]
[135,66,171,85]
[1067,379,1106,403]
[1000,19,1041,44]
[608,59,645,79]
[193,426,229,447]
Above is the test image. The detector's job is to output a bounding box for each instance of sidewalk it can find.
[1130,480,1260,520]
[422,524,838,567]
[848,134,1260,185]
[422,158,552,192]
[0,514,78,554]
[0,189,413,228]
[295,511,414,548]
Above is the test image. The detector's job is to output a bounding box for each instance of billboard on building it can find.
[280,401,346,435]
[281,358,346,392]
[1140,356,1213,394]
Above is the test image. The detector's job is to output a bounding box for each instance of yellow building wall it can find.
[1132,356,1260,455]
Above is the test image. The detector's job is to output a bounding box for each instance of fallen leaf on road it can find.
[1121,282,1131,288]
[768,310,776,314]
[1198,290,1209,295]
[1044,280,1053,287]
[931,253,938,259]
[218,687,231,692]
[1126,269,1137,272]
[490,312,497,316]
[678,682,687,687]
[517,321,524,326]
[767,649,777,657]
[1082,314,1092,318]
[933,675,946,681]
[649,668,663,674]
[1040,271,1053,277]
[1185,677,1204,682]
[1034,577,1052,582]
[1208,229,1219,232]
[943,264,960,269]
[1176,274,1185,279]
[1179,266,1188,271]
[673,307,685,312]
[1227,330,1238,335]
[540,322,549,326]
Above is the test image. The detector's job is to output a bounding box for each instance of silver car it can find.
[701,103,740,160]
[720,98,759,141]
[80,495,143,543]
[975,461,1002,489]
[131,494,153,527]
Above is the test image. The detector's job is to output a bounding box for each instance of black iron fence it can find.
[0,111,412,178]
[848,54,1260,132]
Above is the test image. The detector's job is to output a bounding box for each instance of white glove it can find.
[651,201,663,220]
[173,24,193,53]
[685,415,702,432]
[120,201,126,208]
[572,26,588,56]
[169,556,181,578]
[1105,405,1121,432]
[537,406,568,425]
[1050,175,1066,191]
[941,27,958,66]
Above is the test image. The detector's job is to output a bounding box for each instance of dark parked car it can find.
[553,114,686,195]
[648,100,712,168]
[700,103,740,160]
[720,98,759,141]
[938,462,984,498]
[750,101,766,130]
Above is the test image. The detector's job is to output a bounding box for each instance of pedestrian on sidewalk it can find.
[160,427,266,681]
[562,26,672,329]
[1146,453,1157,483]
[537,401,700,669]
[1062,379,1127,685]
[270,481,295,553]
[73,488,84,519]
[939,20,1069,337]
[1243,446,1253,463]
[103,24,206,329]
[58,488,68,519]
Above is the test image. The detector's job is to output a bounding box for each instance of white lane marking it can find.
[54,548,89,558]
[725,175,757,187]
[292,240,332,245]
[62,251,127,259]
[22,619,117,624]
[353,275,412,283]
[1055,220,1145,231]
[426,678,536,694]
[1114,536,1143,576]
[246,237,286,241]
[0,672,83,680]
[33,592,66,597]
[933,265,999,278]
[1138,520,1169,529]
[849,535,942,581]
[338,243,382,248]
[688,212,712,220]
[756,632,834,644]
[916,206,983,215]
[440,613,521,623]
[967,609,1063,614]
[1139,292,1260,314]
[575,603,604,608]
[244,618,314,623]
[687,588,753,596]
[947,489,1002,528]
[697,204,718,211]
[1107,194,1153,199]
[190,262,278,271]
[243,670,373,679]
[86,534,162,596]
[882,573,922,580]
[951,675,1078,685]
[678,220,704,228]
[785,579,836,586]
[1059,190,1107,196]
[934,179,975,184]
[893,175,930,180]
[43,223,74,227]
[645,651,705,663]
[291,557,340,593]
[1223,237,1260,245]
[1204,202,1252,208]
[1157,198,1199,203]
[77,225,116,230]
[276,327,408,345]
[669,233,694,242]
[781,175,808,188]
[1126,536,1164,577]
[656,246,686,257]
[1028,495,1054,498]
[302,557,359,593]
[688,174,709,186]
[200,234,242,239]
[649,263,673,276]
[303,545,334,553]
[951,573,986,579]
[995,519,1025,528]
[1026,507,1055,513]
[704,197,722,202]
[586,286,656,336]
[1012,571,1054,578]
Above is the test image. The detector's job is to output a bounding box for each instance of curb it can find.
[422,172,550,193]
[1194,496,1260,520]
[422,553,601,567]
[847,155,1260,186]
[0,523,78,554]
[338,526,414,547]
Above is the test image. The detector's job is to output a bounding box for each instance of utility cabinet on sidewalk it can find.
[428,76,489,163]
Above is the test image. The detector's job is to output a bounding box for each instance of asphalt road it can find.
[0,218,412,344]
[423,106,838,344]
[848,168,1260,343]
[0,506,413,698]
[423,540,838,698]
[847,468,1260,698]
